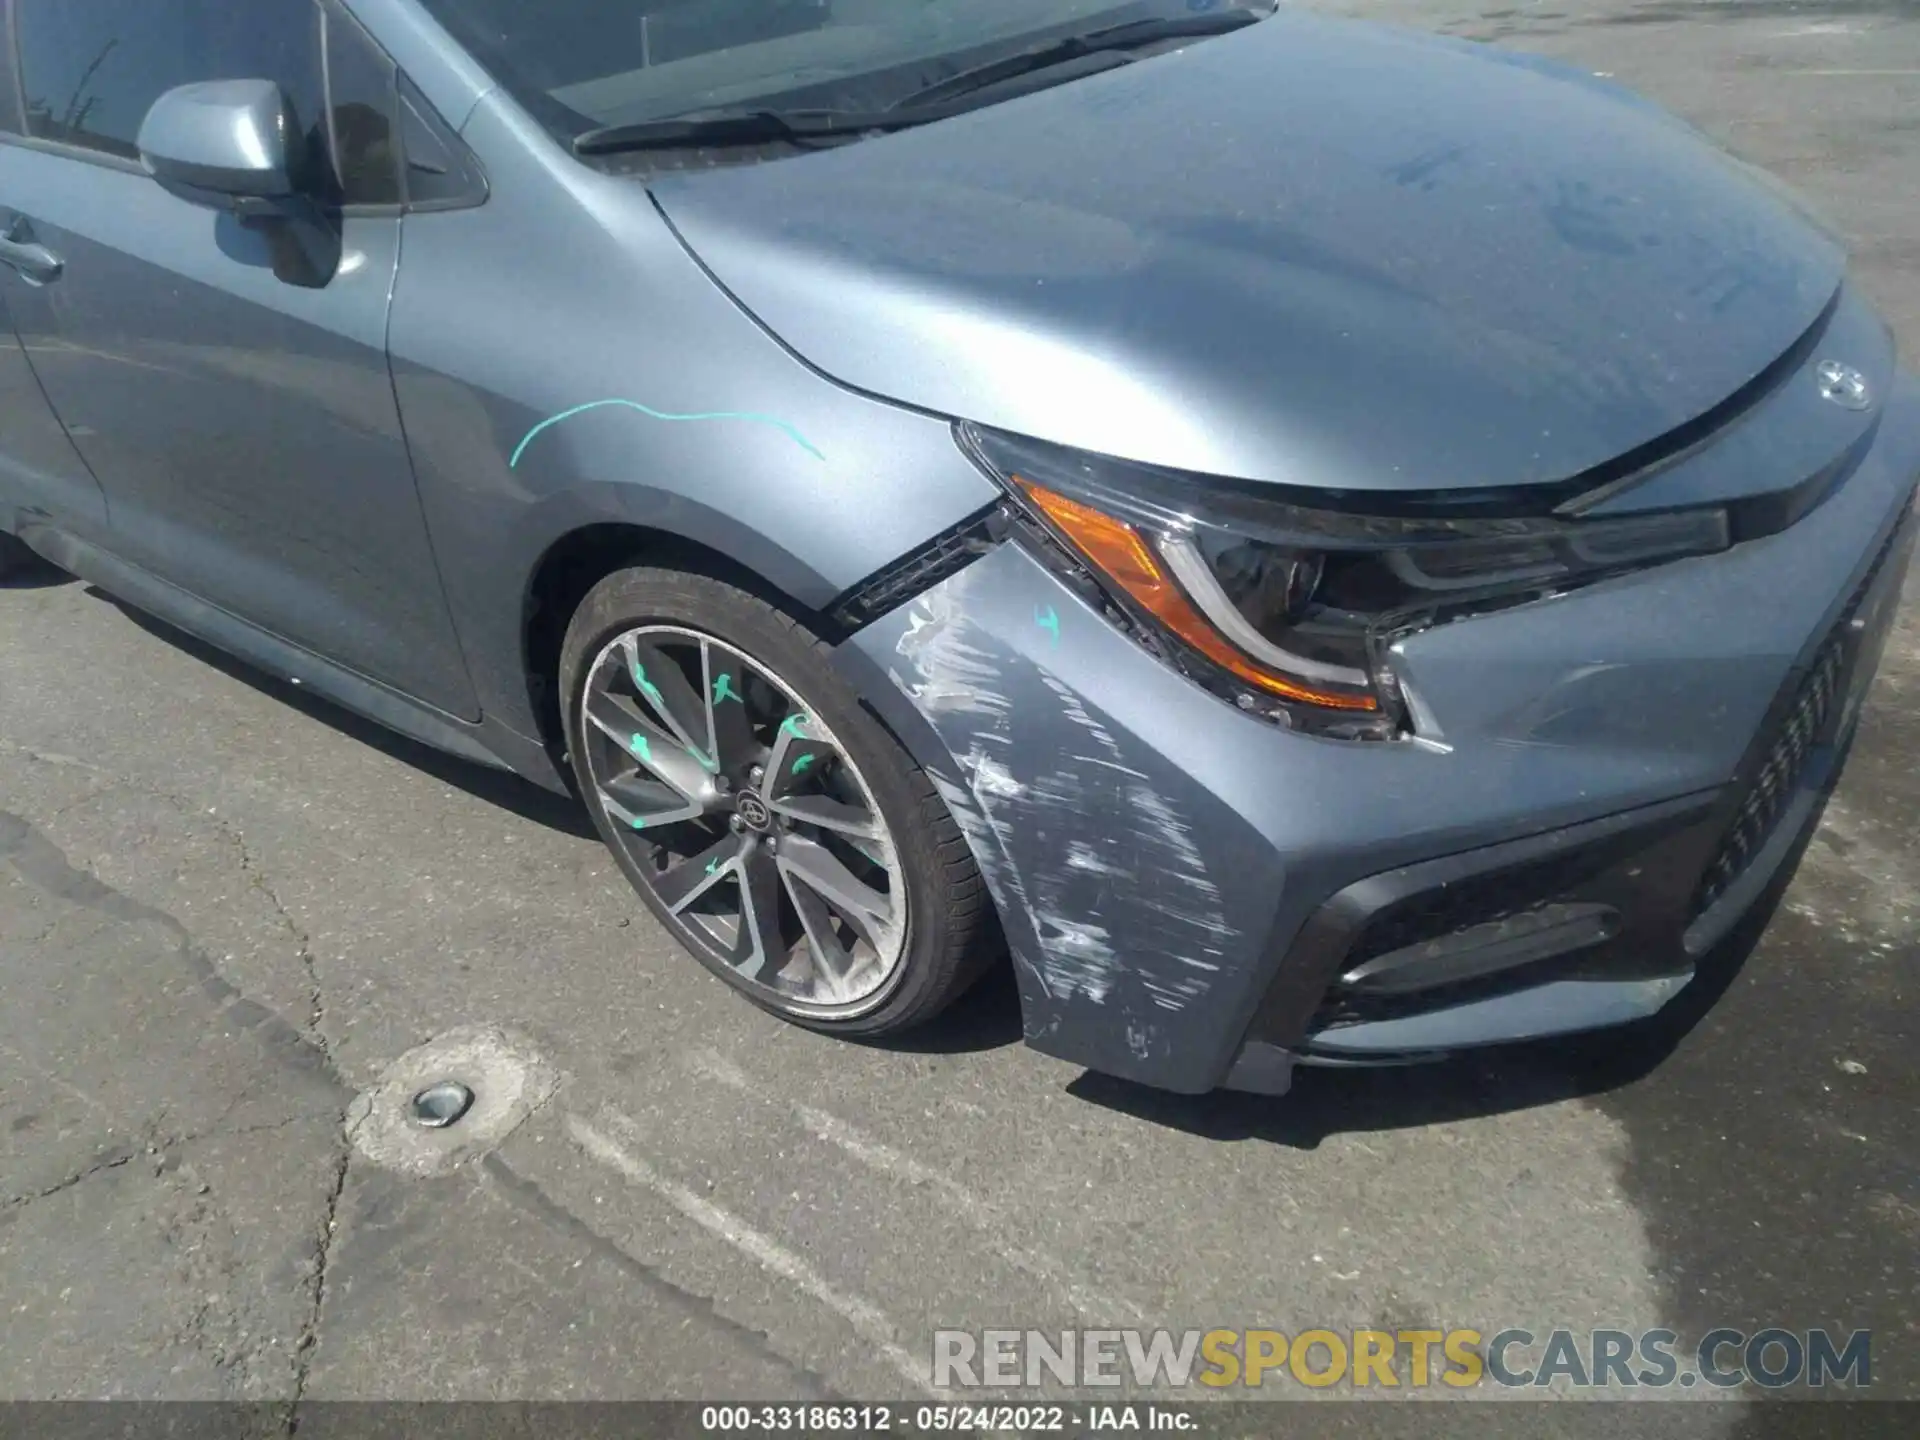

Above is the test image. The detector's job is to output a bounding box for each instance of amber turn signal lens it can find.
[1015,478,1378,711]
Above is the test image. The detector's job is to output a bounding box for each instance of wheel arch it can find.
[520,515,848,775]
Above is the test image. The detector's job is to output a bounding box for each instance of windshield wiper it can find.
[573,106,947,156]
[891,6,1272,110]
[572,6,1273,157]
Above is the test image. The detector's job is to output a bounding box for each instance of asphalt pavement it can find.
[1,0,1915,1430]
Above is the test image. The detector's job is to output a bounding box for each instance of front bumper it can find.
[836,373,1920,1096]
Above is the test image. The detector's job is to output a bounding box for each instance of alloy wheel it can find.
[580,624,908,1016]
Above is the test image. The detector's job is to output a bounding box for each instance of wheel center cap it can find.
[734,792,773,831]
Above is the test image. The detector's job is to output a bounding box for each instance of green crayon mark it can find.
[791,752,818,777]
[705,856,721,876]
[778,713,810,741]
[632,663,665,710]
[629,816,649,830]
[1035,605,1060,643]
[687,744,718,772]
[509,398,825,469]
[628,733,652,762]
[712,672,743,705]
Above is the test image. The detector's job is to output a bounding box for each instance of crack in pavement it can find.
[0,800,357,1417]
[1,1118,328,1214]
[0,806,346,1100]
[0,1143,138,1212]
[0,740,336,1055]
[287,1147,351,1435]
[227,820,329,1049]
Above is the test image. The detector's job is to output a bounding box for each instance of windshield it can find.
[417,0,1242,143]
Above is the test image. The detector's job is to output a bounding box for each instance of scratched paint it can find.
[889,590,1048,999]
[1036,671,1235,980]
[862,541,1311,1083]
[964,749,1024,801]
[1029,911,1120,1004]
[892,589,1012,723]
[1064,840,1125,876]
[884,579,1237,1038]
[888,590,1190,1012]
[1024,767,1192,1010]
[509,398,825,468]
[1126,784,1233,945]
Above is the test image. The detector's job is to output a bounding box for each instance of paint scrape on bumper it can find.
[863,557,1272,1084]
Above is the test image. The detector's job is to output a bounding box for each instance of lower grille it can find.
[1689,637,1844,918]
[1308,827,1666,1031]
[1342,847,1625,970]
[1688,508,1908,920]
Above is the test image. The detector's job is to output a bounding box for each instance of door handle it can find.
[0,218,61,285]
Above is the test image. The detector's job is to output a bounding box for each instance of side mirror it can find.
[136,79,300,205]
[137,78,340,289]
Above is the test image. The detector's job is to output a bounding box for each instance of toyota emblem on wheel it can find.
[1815,359,1873,410]
[734,792,772,830]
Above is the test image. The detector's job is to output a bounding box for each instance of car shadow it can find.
[871,958,1029,1055]
[1063,811,1821,1148]
[0,555,77,590]
[97,589,596,841]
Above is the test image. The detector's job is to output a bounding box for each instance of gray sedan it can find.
[0,0,1912,1097]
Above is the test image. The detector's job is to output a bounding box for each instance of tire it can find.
[559,565,996,1036]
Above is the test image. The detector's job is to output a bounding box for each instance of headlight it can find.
[962,425,1731,740]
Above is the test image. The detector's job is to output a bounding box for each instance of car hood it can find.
[650,11,1846,493]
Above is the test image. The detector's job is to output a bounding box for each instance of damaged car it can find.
[0,0,1913,1095]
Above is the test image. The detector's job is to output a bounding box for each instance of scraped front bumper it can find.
[835,376,1920,1096]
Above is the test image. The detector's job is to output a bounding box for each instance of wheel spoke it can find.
[767,791,880,841]
[763,713,834,803]
[734,845,788,980]
[599,781,704,833]
[622,636,710,759]
[783,867,864,998]
[585,687,713,800]
[652,831,743,914]
[701,639,761,776]
[776,834,894,949]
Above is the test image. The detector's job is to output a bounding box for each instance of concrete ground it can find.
[1,0,1915,1430]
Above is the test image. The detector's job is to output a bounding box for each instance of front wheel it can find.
[559,566,996,1035]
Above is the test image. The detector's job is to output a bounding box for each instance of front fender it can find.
[388,91,1000,746]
